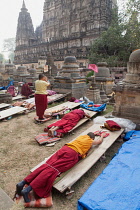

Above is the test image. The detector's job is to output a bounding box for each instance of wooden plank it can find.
[0,106,27,120]
[48,94,65,104]
[23,94,68,105]
[0,103,11,109]
[53,125,124,192]
[23,98,35,104]
[45,101,83,114]
[12,95,25,101]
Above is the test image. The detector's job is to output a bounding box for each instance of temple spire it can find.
[21,0,27,11]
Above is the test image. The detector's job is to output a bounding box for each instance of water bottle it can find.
[56,115,59,119]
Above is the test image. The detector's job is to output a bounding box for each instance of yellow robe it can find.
[66,135,93,158]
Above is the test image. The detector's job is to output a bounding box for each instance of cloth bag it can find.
[101,120,121,131]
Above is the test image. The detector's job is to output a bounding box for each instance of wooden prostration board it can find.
[31,124,124,193]
[45,101,83,114]
[12,95,25,101]
[0,103,11,109]
[0,106,27,120]
[48,93,67,104]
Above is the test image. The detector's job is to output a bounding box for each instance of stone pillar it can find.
[0,62,5,74]
[95,62,114,95]
[26,65,38,88]
[112,49,140,123]
[17,65,30,82]
[86,76,102,103]
[100,82,109,103]
[53,56,86,99]
[5,60,16,80]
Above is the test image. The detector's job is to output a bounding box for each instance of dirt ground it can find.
[0,105,123,210]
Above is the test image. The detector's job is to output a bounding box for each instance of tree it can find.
[89,3,140,67]
[126,0,140,12]
[3,38,15,52]
[124,11,140,50]
[2,38,15,63]
[8,52,15,62]
[0,53,5,62]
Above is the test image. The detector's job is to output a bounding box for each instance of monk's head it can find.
[87,132,95,140]
[39,74,47,81]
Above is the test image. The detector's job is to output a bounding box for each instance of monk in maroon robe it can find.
[44,109,90,137]
[15,132,106,203]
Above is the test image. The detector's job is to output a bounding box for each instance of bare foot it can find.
[48,129,54,137]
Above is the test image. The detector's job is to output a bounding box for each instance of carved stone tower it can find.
[15,0,36,49]
[14,0,117,66]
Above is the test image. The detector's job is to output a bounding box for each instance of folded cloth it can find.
[35,133,60,145]
[80,102,106,112]
[101,120,121,131]
[14,189,53,208]
[93,104,101,107]
[94,130,110,138]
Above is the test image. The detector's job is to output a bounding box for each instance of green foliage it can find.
[126,0,140,13]
[89,5,140,67]
[99,105,114,116]
[85,71,94,84]
[86,71,94,78]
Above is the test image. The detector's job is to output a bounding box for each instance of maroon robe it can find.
[46,109,85,135]
[35,94,48,119]
[21,84,33,98]
[24,146,79,198]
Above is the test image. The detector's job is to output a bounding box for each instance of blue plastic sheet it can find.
[78,131,140,210]
[0,80,14,90]
[80,102,106,112]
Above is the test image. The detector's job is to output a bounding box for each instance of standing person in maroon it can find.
[35,74,50,120]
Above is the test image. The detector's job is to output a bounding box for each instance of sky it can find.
[0,0,44,53]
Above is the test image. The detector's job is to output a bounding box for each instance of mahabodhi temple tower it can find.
[14,0,117,69]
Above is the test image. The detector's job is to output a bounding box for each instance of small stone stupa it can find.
[100,82,109,103]
[95,62,114,95]
[86,76,102,103]
[26,64,38,86]
[5,60,16,77]
[0,62,5,74]
[54,56,86,99]
[17,64,30,82]
[112,49,140,123]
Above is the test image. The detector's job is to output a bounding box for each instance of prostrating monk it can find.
[44,109,91,137]
[16,132,106,203]
[35,74,50,120]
